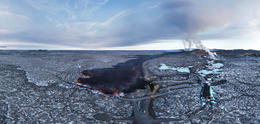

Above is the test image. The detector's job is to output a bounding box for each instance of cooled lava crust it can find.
[77,56,149,95]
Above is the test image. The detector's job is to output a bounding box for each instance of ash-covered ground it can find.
[0,50,260,124]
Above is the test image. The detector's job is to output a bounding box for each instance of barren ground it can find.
[0,50,260,124]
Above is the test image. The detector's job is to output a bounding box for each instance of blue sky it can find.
[0,0,259,50]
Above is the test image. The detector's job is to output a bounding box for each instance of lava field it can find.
[0,50,259,123]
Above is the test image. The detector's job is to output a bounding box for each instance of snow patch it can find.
[208,63,224,69]
[159,63,190,73]
[198,62,224,76]
[25,72,49,86]
[58,82,74,88]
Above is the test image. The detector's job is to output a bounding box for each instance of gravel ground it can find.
[0,50,259,124]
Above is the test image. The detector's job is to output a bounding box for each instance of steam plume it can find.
[183,34,217,59]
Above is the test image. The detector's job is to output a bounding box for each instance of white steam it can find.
[183,34,217,59]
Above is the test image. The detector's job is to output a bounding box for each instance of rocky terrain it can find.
[0,50,259,124]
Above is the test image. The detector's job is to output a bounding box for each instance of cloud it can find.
[25,0,109,23]
[0,10,30,32]
[0,0,260,49]
[0,45,7,48]
[108,0,260,46]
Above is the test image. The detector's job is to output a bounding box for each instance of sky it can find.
[0,0,260,50]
